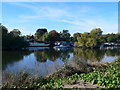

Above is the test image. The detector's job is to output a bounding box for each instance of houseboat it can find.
[54,41,73,48]
[29,42,50,47]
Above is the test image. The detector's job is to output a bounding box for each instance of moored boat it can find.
[29,42,50,47]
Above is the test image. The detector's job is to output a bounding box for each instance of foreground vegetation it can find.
[2,58,120,89]
[66,59,120,88]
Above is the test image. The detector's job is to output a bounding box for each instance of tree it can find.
[49,30,60,42]
[41,32,51,43]
[1,25,8,35]
[10,29,21,37]
[81,32,90,37]
[35,28,47,40]
[60,30,71,41]
[2,25,29,50]
[76,37,87,47]
[90,28,103,36]
[73,33,81,42]
[98,35,107,44]
[107,35,116,42]
[75,37,98,48]
[85,38,97,47]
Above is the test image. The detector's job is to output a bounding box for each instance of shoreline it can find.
[2,58,120,89]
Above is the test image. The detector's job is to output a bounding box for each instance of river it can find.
[2,47,120,76]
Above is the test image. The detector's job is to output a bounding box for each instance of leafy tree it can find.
[35,28,47,40]
[81,32,90,37]
[107,36,115,42]
[2,25,29,50]
[90,28,103,36]
[9,29,21,37]
[41,32,51,43]
[1,25,8,35]
[116,33,120,39]
[1,25,9,49]
[98,35,107,44]
[106,33,116,42]
[76,37,87,47]
[49,30,60,42]
[75,36,98,47]
[85,38,97,47]
[73,33,81,42]
[60,30,71,41]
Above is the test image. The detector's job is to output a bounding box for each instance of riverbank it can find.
[2,58,120,89]
[63,59,120,88]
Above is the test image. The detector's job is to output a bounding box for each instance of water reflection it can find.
[2,47,120,76]
[73,48,105,62]
[34,48,73,63]
[2,51,32,70]
[105,49,120,56]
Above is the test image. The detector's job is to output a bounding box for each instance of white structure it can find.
[29,42,50,47]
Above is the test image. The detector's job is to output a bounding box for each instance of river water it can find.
[2,47,120,76]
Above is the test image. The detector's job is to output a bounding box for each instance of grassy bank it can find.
[2,58,120,89]
[63,59,120,88]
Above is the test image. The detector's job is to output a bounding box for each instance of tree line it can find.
[28,28,71,43]
[1,24,120,50]
[73,28,120,48]
[33,27,120,48]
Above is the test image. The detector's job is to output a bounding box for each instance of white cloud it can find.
[19,15,40,19]
[2,2,118,35]
[59,17,118,35]
[6,2,70,20]
[37,7,69,18]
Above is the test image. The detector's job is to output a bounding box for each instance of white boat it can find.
[29,42,50,47]
[54,45,70,48]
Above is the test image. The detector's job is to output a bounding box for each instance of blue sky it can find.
[2,2,118,35]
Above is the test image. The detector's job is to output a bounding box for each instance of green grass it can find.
[2,59,120,89]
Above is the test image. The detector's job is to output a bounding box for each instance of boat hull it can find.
[29,43,50,47]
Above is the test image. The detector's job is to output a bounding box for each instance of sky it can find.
[2,2,118,35]
[2,0,120,2]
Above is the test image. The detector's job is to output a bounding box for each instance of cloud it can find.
[59,17,118,35]
[6,2,70,20]
[19,15,40,19]
[60,20,85,26]
[3,2,118,35]
[38,7,68,18]
[4,2,98,20]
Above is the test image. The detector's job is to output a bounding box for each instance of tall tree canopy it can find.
[1,25,8,35]
[49,30,60,42]
[35,28,48,40]
[40,32,51,43]
[90,28,103,36]
[60,30,71,41]
[10,29,21,37]
[1,25,29,50]
[73,33,81,42]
